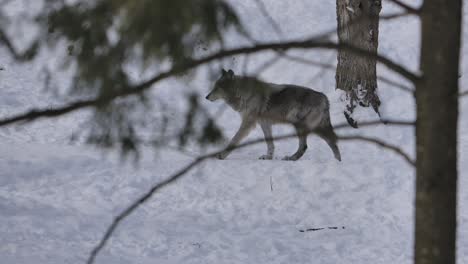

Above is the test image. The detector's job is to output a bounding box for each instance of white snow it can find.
[0,1,467,264]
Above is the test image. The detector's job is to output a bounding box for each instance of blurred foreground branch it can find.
[0,28,39,61]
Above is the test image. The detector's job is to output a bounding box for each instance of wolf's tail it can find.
[318,100,342,161]
[318,122,342,162]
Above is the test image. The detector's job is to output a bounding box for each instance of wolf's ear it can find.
[227,69,234,78]
[221,69,227,76]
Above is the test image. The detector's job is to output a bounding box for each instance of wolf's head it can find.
[206,69,235,102]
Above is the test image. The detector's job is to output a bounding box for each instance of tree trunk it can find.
[415,0,462,264]
[336,0,382,128]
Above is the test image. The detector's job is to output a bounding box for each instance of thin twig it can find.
[270,175,273,192]
[277,52,335,69]
[380,12,415,20]
[0,27,39,61]
[299,226,346,232]
[252,54,282,75]
[333,119,414,130]
[278,52,414,93]
[387,0,421,14]
[252,0,283,39]
[337,135,415,166]
[377,75,414,93]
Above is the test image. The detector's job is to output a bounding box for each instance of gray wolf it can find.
[205,69,341,161]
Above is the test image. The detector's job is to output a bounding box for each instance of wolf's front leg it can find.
[217,118,256,160]
[259,122,274,160]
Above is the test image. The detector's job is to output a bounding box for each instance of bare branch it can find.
[251,0,283,38]
[337,135,415,166]
[333,119,414,130]
[0,98,100,127]
[86,118,414,263]
[387,0,421,14]
[87,155,205,264]
[0,27,39,61]
[252,54,282,75]
[277,52,335,69]
[380,11,417,20]
[460,90,468,97]
[299,226,346,232]
[377,75,414,93]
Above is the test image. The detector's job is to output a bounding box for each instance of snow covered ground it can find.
[0,1,467,263]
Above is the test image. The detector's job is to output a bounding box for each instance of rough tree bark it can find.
[415,0,462,264]
[336,0,382,128]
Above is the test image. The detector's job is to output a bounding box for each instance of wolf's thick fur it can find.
[206,69,341,161]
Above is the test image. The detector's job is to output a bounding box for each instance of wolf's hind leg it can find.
[259,122,274,160]
[317,127,342,161]
[283,125,308,161]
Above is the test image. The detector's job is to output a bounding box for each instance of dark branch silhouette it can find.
[0,28,39,62]
[252,0,283,38]
[338,135,415,166]
[380,11,418,20]
[86,118,414,264]
[388,0,421,14]
[0,98,102,127]
[299,226,346,232]
[252,54,282,75]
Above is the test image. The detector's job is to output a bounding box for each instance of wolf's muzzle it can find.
[205,93,215,101]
